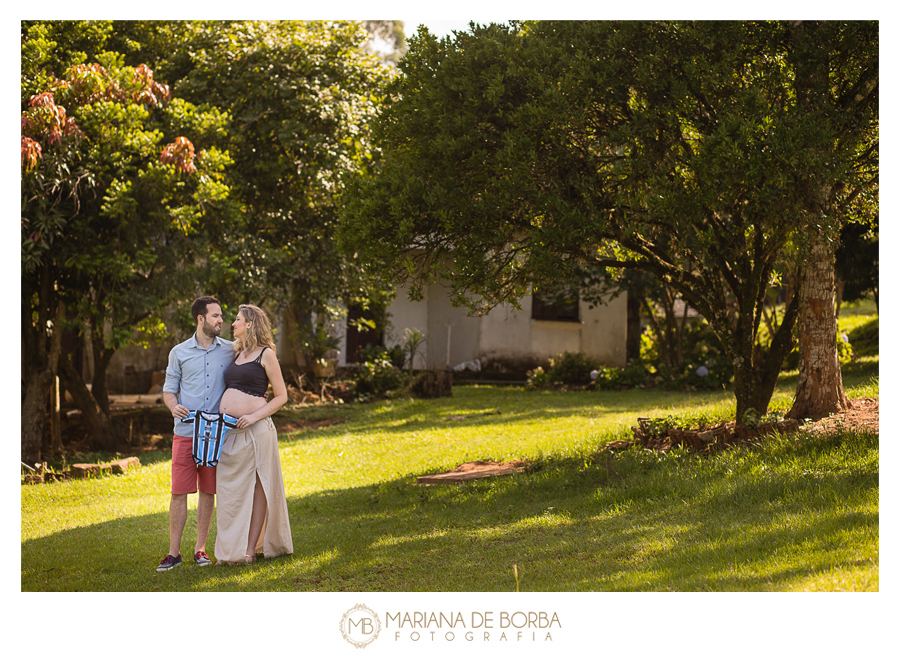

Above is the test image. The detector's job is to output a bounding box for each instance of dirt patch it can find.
[804,397,878,435]
[611,396,879,453]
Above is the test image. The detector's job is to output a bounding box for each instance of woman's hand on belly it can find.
[235,413,260,430]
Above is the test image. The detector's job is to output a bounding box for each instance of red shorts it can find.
[171,434,216,495]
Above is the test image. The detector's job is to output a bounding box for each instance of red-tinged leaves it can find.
[160,136,196,174]
[21,137,41,170]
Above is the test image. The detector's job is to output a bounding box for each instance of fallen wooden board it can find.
[109,395,165,406]
[417,460,526,485]
[70,457,141,478]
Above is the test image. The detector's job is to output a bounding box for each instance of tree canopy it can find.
[163,21,396,351]
[20,20,401,460]
[21,21,235,459]
[341,20,878,422]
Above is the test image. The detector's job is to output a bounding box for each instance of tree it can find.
[784,21,878,421]
[158,21,396,362]
[341,21,877,423]
[21,22,232,461]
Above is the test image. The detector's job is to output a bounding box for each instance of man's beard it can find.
[200,320,221,338]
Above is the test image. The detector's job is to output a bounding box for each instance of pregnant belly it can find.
[220,388,267,418]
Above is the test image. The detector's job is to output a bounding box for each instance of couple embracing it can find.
[157,296,293,570]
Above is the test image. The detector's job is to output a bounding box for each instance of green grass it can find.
[22,364,878,592]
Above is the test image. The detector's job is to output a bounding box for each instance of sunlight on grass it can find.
[22,360,878,592]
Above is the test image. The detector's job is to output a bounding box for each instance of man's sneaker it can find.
[156,554,183,572]
[194,551,212,567]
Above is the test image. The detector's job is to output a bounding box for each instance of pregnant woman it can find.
[216,304,293,565]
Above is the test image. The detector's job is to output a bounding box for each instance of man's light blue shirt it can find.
[163,333,234,437]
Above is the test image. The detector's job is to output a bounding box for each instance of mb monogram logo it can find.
[340,604,382,648]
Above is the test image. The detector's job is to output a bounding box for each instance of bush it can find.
[359,343,406,370]
[548,351,598,386]
[352,357,408,400]
[524,352,597,390]
[640,319,733,390]
[525,366,552,390]
[593,363,649,390]
[847,317,878,357]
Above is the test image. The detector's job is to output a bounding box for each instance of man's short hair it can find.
[191,296,221,322]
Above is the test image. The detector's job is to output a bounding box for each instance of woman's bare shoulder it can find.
[261,346,280,367]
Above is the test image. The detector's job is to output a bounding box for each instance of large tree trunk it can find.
[21,369,53,466]
[21,264,56,465]
[753,288,800,414]
[59,355,121,451]
[90,330,116,416]
[788,232,850,420]
[786,20,852,422]
[715,285,799,425]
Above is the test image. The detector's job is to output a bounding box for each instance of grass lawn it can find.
[21,354,878,592]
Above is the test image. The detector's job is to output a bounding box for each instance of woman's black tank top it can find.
[224,346,269,398]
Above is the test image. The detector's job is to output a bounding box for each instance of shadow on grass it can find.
[283,387,735,441]
[22,433,878,592]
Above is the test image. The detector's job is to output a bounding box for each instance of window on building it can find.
[345,305,383,363]
[531,286,580,322]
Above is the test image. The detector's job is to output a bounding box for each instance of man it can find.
[157,296,233,571]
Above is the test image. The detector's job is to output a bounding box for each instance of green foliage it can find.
[836,220,879,307]
[837,332,855,364]
[525,352,599,389]
[846,317,878,357]
[525,366,552,390]
[593,363,650,390]
[168,20,396,317]
[640,319,733,390]
[741,408,785,428]
[20,19,400,455]
[643,409,730,437]
[401,328,427,373]
[359,343,406,371]
[302,323,341,361]
[20,23,236,454]
[341,20,878,423]
[548,352,599,386]
[352,356,408,400]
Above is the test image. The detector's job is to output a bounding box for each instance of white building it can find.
[338,280,628,372]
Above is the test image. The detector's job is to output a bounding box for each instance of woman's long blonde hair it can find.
[233,304,277,357]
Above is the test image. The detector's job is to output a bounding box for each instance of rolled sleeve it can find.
[163,347,182,396]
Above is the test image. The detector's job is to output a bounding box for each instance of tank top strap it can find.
[253,346,269,363]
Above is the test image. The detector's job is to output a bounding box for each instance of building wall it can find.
[380,283,429,369]
[98,282,629,394]
[479,299,536,364]
[384,285,628,370]
[578,294,628,366]
[424,282,481,370]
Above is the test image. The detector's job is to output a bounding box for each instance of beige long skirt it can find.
[214,416,293,562]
